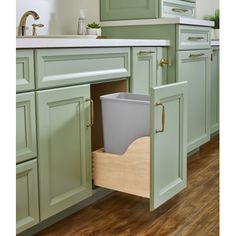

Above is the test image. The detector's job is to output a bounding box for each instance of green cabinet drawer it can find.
[36,84,92,220]
[210,47,220,134]
[160,0,195,18]
[16,159,39,234]
[16,50,35,92]
[100,0,158,21]
[177,49,211,152]
[16,92,37,164]
[176,25,211,50]
[35,48,130,89]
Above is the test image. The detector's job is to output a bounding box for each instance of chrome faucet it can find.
[18,11,40,36]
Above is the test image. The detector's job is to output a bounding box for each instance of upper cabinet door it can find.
[36,84,92,220]
[177,50,211,152]
[150,82,187,211]
[16,50,35,92]
[100,0,158,21]
[16,92,37,164]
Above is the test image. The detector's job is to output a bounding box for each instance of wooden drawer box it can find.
[93,82,188,211]
[16,50,35,92]
[176,25,211,50]
[35,48,130,89]
[160,0,195,18]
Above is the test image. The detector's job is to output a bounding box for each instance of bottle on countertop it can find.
[77,9,87,35]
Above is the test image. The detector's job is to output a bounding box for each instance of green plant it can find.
[87,22,101,29]
[204,9,220,29]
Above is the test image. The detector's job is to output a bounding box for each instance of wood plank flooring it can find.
[36,136,219,236]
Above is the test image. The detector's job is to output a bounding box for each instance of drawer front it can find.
[160,0,195,18]
[16,159,39,234]
[16,50,35,92]
[100,0,158,21]
[16,92,37,164]
[176,25,211,50]
[35,48,130,89]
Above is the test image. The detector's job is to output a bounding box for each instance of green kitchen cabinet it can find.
[16,92,37,164]
[131,47,168,95]
[100,0,195,21]
[36,84,92,220]
[210,47,220,134]
[16,50,35,92]
[177,49,211,152]
[150,81,187,210]
[16,159,39,234]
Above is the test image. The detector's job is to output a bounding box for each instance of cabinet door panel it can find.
[16,159,39,234]
[131,47,157,95]
[37,84,92,220]
[100,0,158,21]
[16,50,35,92]
[177,50,211,152]
[150,82,187,211]
[210,47,219,134]
[16,92,37,163]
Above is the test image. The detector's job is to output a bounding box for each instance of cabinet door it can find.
[131,47,157,95]
[16,92,37,163]
[37,84,92,220]
[210,47,220,134]
[100,0,158,21]
[150,82,187,211]
[16,50,35,92]
[16,159,39,234]
[177,50,211,152]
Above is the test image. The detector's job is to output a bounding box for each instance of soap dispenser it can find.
[77,9,87,35]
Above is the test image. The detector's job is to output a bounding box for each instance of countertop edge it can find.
[16,38,170,49]
[100,18,214,27]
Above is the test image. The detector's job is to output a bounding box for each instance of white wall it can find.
[16,0,219,36]
[196,0,219,19]
[16,0,99,35]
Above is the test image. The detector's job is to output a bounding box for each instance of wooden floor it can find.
[37,136,219,236]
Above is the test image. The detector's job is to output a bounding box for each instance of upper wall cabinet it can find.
[16,50,35,92]
[100,0,196,21]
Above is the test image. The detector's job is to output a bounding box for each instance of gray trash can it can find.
[100,92,150,155]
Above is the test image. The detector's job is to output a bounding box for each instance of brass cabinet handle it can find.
[138,50,155,56]
[212,49,219,52]
[86,98,94,127]
[155,103,165,133]
[160,57,172,67]
[172,8,189,13]
[188,36,205,41]
[189,53,205,58]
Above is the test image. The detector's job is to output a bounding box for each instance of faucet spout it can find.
[18,10,40,36]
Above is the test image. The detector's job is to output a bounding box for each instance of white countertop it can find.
[100,17,214,27]
[211,40,220,46]
[16,38,170,49]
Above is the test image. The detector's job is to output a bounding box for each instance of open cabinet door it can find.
[150,82,188,211]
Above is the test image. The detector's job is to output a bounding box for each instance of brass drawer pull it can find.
[155,103,165,133]
[172,8,189,13]
[212,49,219,52]
[86,98,94,127]
[138,50,155,55]
[189,53,205,58]
[160,57,172,67]
[188,36,205,40]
